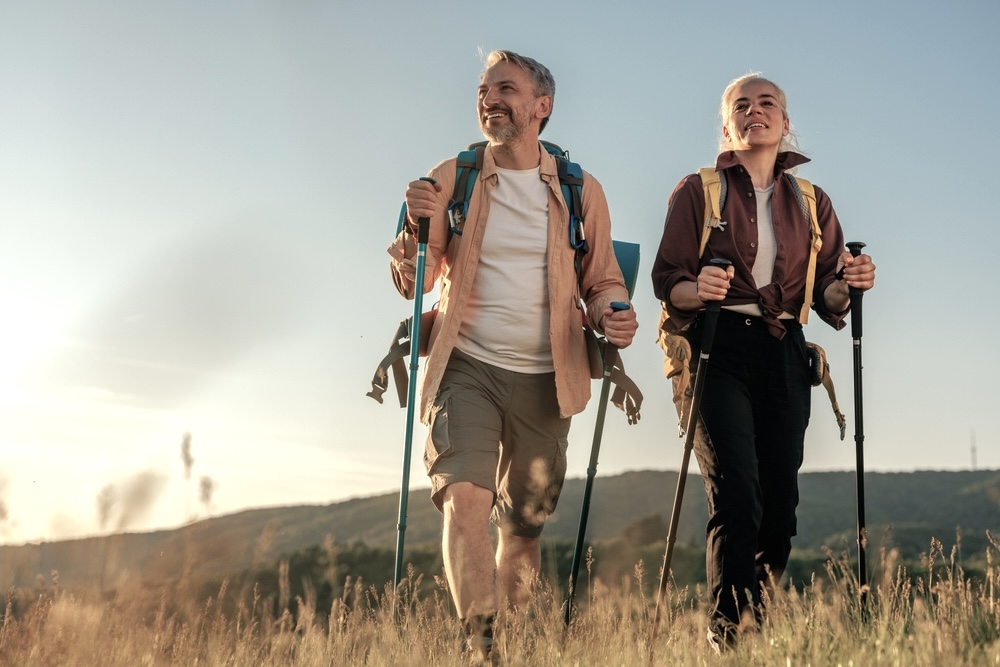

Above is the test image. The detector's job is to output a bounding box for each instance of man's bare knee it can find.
[442,482,495,524]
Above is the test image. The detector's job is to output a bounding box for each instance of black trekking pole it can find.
[393,178,436,607]
[563,302,631,626]
[653,258,731,628]
[846,241,869,612]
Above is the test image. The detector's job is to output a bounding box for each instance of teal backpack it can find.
[368,141,642,423]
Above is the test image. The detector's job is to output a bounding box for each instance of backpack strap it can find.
[367,308,438,408]
[558,156,588,263]
[597,337,643,425]
[366,318,413,408]
[697,168,727,258]
[447,146,483,238]
[806,341,847,440]
[788,176,822,324]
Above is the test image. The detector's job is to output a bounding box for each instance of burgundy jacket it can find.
[652,151,848,338]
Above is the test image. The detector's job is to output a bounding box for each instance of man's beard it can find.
[479,107,525,143]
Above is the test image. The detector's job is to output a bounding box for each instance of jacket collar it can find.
[714,150,811,174]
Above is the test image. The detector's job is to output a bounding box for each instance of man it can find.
[388,50,637,660]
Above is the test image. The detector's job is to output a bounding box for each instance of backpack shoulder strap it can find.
[787,175,822,324]
[697,168,727,259]
[447,145,484,238]
[558,156,589,276]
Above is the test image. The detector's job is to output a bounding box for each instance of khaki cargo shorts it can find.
[424,348,571,538]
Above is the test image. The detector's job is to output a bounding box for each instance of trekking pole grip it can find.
[846,242,866,338]
[416,177,437,245]
[600,301,630,373]
[700,258,731,355]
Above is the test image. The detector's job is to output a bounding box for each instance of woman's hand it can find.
[825,250,876,312]
[836,251,876,291]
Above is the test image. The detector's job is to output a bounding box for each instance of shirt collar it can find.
[480,142,559,181]
[714,150,812,174]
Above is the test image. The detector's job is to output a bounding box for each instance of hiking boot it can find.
[462,613,497,665]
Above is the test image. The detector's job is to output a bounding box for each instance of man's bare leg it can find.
[441,482,498,618]
[496,531,541,609]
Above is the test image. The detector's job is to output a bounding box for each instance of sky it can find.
[1,0,997,545]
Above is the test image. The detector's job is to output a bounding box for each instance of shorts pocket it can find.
[540,437,570,515]
[534,438,569,521]
[423,388,454,474]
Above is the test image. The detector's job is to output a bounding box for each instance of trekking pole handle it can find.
[699,259,731,356]
[846,242,866,287]
[704,258,732,314]
[846,242,866,338]
[600,302,630,372]
[415,177,437,245]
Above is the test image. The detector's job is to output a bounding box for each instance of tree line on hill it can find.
[0,469,997,618]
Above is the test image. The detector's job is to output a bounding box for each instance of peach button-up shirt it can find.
[388,143,628,423]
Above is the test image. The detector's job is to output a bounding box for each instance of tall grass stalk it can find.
[1,539,998,666]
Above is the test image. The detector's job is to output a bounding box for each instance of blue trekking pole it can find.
[654,258,731,627]
[846,241,869,611]
[564,301,631,626]
[393,177,436,600]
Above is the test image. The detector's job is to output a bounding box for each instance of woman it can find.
[651,73,876,648]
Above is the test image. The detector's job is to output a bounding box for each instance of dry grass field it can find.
[2,535,999,666]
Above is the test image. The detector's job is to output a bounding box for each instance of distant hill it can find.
[1,469,997,591]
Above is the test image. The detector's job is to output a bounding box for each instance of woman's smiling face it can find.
[722,79,790,151]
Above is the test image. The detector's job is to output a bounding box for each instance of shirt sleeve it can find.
[650,173,704,333]
[810,184,849,330]
[578,172,629,332]
[387,158,455,299]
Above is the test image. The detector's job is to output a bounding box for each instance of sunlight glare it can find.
[0,286,64,399]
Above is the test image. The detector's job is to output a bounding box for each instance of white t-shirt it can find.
[725,183,788,318]
[455,166,554,372]
[751,183,777,289]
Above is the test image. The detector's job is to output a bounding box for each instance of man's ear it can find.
[536,95,552,122]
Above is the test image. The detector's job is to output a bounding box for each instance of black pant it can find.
[687,310,811,628]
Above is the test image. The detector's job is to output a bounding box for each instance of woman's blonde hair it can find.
[718,72,799,153]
